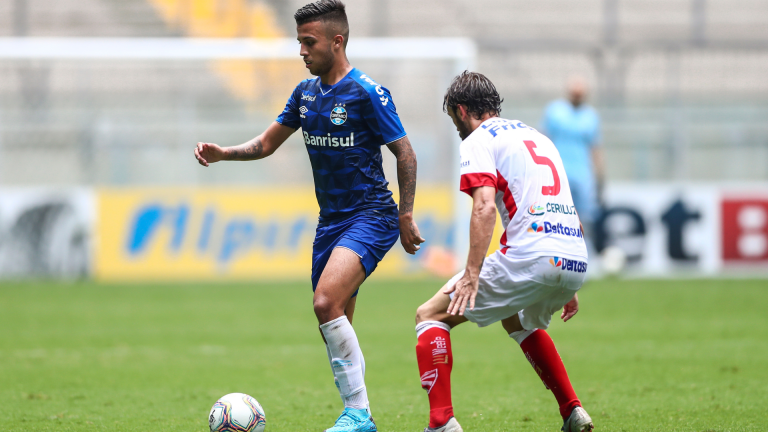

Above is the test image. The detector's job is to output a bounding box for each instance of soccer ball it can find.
[208,393,266,432]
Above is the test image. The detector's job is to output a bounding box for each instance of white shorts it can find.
[448,251,588,329]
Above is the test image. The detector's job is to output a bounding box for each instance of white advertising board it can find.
[598,183,768,277]
[0,188,95,278]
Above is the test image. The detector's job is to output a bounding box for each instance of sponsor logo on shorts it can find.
[550,256,588,273]
[528,203,545,216]
[528,221,583,238]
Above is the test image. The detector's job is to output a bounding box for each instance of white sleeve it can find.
[459,140,497,196]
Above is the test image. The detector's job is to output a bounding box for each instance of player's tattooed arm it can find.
[387,136,425,254]
[195,138,264,166]
[194,122,295,167]
[387,137,418,215]
[224,136,264,161]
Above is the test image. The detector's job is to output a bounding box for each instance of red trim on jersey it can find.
[500,232,509,255]
[496,170,517,254]
[459,172,497,196]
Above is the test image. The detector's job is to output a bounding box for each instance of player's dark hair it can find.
[294,0,349,47]
[443,71,503,120]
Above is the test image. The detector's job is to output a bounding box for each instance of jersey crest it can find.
[330,105,347,125]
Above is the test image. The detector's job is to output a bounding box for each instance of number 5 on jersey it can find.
[524,140,561,196]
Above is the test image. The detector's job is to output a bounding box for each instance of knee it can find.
[313,294,343,323]
[415,303,433,324]
[501,313,524,334]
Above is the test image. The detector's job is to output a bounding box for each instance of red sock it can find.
[519,329,581,420]
[416,323,454,428]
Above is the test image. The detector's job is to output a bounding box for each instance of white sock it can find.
[359,350,370,413]
[415,320,451,337]
[320,316,369,410]
[509,328,537,345]
[325,343,343,403]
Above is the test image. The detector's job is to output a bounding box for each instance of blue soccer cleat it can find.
[324,407,377,432]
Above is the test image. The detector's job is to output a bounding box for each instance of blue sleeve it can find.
[362,85,406,145]
[275,85,302,129]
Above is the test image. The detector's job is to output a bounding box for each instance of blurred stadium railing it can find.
[0,0,767,279]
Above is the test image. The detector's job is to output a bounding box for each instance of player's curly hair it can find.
[443,71,503,120]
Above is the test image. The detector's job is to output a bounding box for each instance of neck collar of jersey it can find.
[319,67,356,95]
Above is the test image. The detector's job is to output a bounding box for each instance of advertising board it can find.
[95,187,454,281]
[597,183,768,276]
[2,183,764,280]
[0,188,94,278]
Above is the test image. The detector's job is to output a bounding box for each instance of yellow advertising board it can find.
[95,186,503,281]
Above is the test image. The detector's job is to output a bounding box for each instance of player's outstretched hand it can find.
[561,293,580,322]
[443,272,479,316]
[399,215,425,255]
[194,142,225,167]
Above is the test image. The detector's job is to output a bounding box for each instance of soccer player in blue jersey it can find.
[194,1,423,431]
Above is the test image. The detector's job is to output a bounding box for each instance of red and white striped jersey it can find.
[459,117,588,260]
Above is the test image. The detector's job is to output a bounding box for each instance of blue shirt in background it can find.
[540,99,601,184]
[276,68,405,224]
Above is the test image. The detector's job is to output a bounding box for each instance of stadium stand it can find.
[1,0,767,186]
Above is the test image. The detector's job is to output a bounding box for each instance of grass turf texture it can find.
[1,279,766,432]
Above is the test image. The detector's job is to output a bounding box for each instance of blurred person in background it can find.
[540,77,604,262]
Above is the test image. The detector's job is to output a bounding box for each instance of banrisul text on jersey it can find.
[275,68,406,223]
[303,132,355,147]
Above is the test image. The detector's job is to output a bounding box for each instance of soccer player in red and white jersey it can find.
[413,72,594,432]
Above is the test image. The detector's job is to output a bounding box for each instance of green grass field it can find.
[1,278,766,431]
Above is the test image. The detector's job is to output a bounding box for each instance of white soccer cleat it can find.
[423,417,463,432]
[562,406,594,432]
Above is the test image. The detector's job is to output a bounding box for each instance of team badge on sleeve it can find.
[330,105,347,125]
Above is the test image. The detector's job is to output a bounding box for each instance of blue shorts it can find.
[311,210,400,297]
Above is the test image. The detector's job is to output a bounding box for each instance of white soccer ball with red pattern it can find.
[208,393,266,432]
